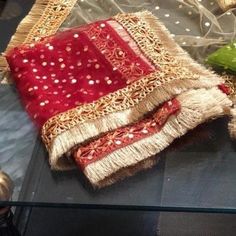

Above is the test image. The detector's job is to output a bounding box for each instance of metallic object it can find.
[0,171,13,202]
[0,171,20,235]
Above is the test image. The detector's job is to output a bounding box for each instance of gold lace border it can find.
[0,0,77,74]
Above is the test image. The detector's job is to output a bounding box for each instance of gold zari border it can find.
[0,0,77,73]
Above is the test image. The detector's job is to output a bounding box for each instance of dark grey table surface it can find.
[15,117,236,212]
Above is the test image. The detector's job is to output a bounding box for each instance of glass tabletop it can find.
[0,0,236,213]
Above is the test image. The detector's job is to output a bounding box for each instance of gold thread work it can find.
[0,0,77,74]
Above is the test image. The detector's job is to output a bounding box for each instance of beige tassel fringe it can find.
[83,87,232,186]
[48,77,223,170]
[0,0,77,74]
[138,11,220,80]
[97,155,160,188]
[217,0,236,11]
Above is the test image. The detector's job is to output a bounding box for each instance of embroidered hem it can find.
[83,87,231,186]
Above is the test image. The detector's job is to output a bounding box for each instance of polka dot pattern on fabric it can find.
[6,19,155,127]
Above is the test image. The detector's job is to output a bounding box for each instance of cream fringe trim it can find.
[49,77,222,170]
[217,0,236,11]
[97,155,160,188]
[0,0,77,74]
[83,87,232,186]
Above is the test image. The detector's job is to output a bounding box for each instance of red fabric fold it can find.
[6,20,154,127]
[74,98,180,169]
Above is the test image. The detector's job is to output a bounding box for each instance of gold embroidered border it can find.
[42,70,200,150]
[223,74,236,97]
[0,0,77,74]
[114,13,176,69]
[42,11,222,154]
[84,87,232,186]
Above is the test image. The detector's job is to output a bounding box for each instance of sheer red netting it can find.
[6,20,154,128]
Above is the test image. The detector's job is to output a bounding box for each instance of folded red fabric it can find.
[7,20,154,127]
[6,11,233,187]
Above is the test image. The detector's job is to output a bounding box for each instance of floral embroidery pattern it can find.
[83,20,155,83]
[74,99,180,169]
